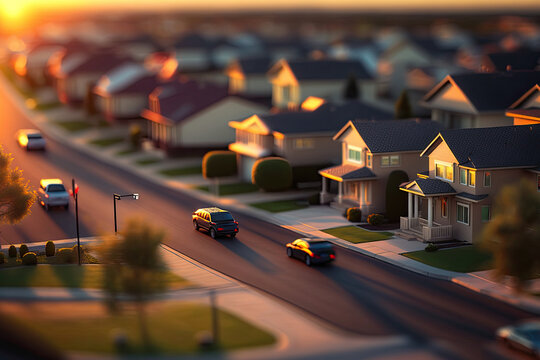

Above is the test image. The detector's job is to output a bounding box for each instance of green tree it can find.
[480,180,540,292]
[0,146,35,224]
[394,90,413,119]
[202,151,237,195]
[99,217,168,349]
[343,73,359,100]
[252,157,292,192]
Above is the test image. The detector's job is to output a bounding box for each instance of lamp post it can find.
[113,193,139,234]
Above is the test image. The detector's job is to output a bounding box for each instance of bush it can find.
[346,207,362,222]
[22,252,37,265]
[385,170,409,222]
[8,245,17,258]
[425,243,439,252]
[308,193,320,205]
[252,157,292,192]
[367,213,384,226]
[19,244,29,258]
[56,248,74,264]
[202,151,237,179]
[0,252,4,264]
[45,241,55,257]
[129,124,142,149]
[72,245,84,262]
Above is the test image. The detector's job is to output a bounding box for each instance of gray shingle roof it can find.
[237,56,272,75]
[350,119,443,153]
[320,164,376,181]
[485,50,540,72]
[287,59,372,80]
[402,178,456,195]
[455,192,489,202]
[437,124,540,169]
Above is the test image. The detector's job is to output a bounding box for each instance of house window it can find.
[484,172,491,187]
[441,197,448,218]
[381,156,389,166]
[481,206,491,222]
[457,202,469,225]
[381,155,400,167]
[468,170,476,187]
[294,138,314,149]
[390,155,400,166]
[367,154,372,167]
[348,146,362,164]
[435,161,454,182]
[459,168,467,185]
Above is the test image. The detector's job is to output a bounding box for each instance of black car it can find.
[286,238,336,266]
[192,207,239,239]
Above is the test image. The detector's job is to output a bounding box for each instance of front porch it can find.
[400,216,453,243]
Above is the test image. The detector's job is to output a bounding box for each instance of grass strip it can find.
[159,166,202,177]
[250,199,309,213]
[402,246,493,273]
[322,226,393,243]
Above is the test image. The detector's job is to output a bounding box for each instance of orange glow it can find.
[301,96,325,111]
[14,55,27,76]
[7,37,26,52]
[159,58,179,80]
[18,135,28,146]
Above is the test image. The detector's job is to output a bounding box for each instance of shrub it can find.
[425,243,439,252]
[72,245,84,262]
[367,213,384,226]
[45,241,55,257]
[308,193,320,205]
[8,245,17,258]
[346,207,362,222]
[56,248,74,264]
[252,157,292,192]
[202,151,237,179]
[385,170,409,222]
[129,124,142,149]
[22,252,37,265]
[19,244,29,258]
[0,252,4,264]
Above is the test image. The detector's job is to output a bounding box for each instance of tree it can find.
[202,151,237,195]
[343,73,359,100]
[394,90,413,119]
[99,217,168,349]
[252,157,292,192]
[0,147,35,224]
[480,180,540,292]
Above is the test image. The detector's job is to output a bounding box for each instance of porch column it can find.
[359,182,365,207]
[414,195,419,218]
[320,177,328,204]
[338,182,343,204]
[408,192,413,221]
[428,197,433,227]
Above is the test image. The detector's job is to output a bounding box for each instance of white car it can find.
[496,320,540,357]
[38,179,70,210]
[16,129,46,150]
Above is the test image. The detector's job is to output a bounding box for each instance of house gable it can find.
[509,84,540,109]
[229,114,271,135]
[421,134,459,165]
[267,59,298,86]
[423,77,477,114]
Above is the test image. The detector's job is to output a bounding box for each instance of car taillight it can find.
[217,228,224,231]
[210,222,216,226]
[330,254,336,259]
[234,228,238,231]
[234,221,238,225]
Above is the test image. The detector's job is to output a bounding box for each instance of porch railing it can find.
[400,217,452,242]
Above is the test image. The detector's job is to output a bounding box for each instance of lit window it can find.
[390,155,400,166]
[348,147,362,163]
[435,162,453,182]
[484,172,491,187]
[468,170,476,187]
[367,154,372,167]
[381,156,389,166]
[294,138,314,149]
[460,168,467,185]
[457,203,469,225]
[441,197,448,218]
[481,206,490,222]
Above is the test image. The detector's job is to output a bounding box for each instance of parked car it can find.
[16,129,46,150]
[38,179,70,210]
[192,207,239,239]
[496,320,540,357]
[286,238,336,266]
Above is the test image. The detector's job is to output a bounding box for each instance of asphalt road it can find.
[0,82,535,360]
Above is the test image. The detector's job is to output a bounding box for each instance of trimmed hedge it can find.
[8,245,17,258]
[346,207,362,222]
[252,157,292,192]
[202,151,237,179]
[56,248,74,264]
[367,213,384,226]
[385,170,409,222]
[22,252,37,265]
[19,244,29,258]
[45,241,55,257]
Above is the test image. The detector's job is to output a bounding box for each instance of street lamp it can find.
[113,193,139,234]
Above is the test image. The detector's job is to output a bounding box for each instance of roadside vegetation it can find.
[322,226,393,243]
[88,136,125,147]
[250,199,309,213]
[402,246,493,273]
[159,166,202,177]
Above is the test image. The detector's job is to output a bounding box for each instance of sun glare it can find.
[2,2,25,20]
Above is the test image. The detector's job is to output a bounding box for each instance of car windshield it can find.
[309,242,333,250]
[211,212,234,221]
[27,134,42,139]
[47,184,66,192]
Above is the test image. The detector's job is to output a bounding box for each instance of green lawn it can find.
[54,120,92,132]
[402,246,493,273]
[250,199,309,213]
[115,148,139,156]
[159,166,202,177]
[135,157,162,166]
[195,183,259,196]
[0,264,190,289]
[89,136,125,147]
[322,226,393,243]
[17,302,275,355]
[34,101,62,111]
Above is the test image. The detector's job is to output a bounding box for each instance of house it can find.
[225,56,273,98]
[399,124,540,243]
[422,71,540,129]
[141,80,268,156]
[327,36,380,76]
[49,48,131,104]
[319,119,442,217]
[15,40,64,86]
[172,33,213,72]
[505,84,540,125]
[267,58,375,110]
[481,50,540,72]
[93,63,165,122]
[228,101,392,183]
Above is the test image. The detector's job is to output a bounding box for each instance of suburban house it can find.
[327,36,380,77]
[480,50,540,72]
[319,119,442,217]
[228,101,392,183]
[505,84,540,125]
[93,63,165,122]
[225,56,273,98]
[141,79,268,156]
[15,40,64,86]
[421,71,540,129]
[266,58,375,110]
[399,124,540,244]
[48,48,132,104]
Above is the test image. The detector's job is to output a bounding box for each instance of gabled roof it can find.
[509,84,540,109]
[235,56,273,75]
[62,50,132,76]
[319,164,377,182]
[400,178,456,196]
[455,192,488,202]
[484,50,540,72]
[423,71,540,113]
[271,59,372,81]
[422,124,540,169]
[94,63,161,96]
[335,118,443,154]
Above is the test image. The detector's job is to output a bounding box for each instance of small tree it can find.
[385,170,409,222]
[202,151,237,195]
[480,180,540,292]
[252,157,292,192]
[394,90,413,119]
[99,217,168,349]
[343,73,359,100]
[0,147,35,224]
